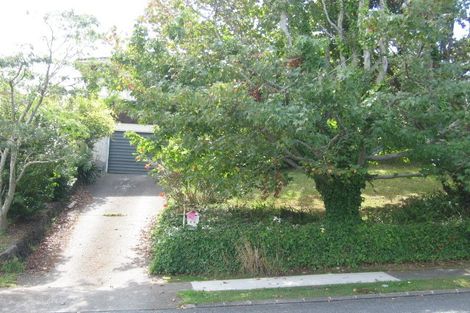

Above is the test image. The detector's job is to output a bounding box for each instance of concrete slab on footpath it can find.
[191,272,400,291]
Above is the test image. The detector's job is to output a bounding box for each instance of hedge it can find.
[150,215,470,275]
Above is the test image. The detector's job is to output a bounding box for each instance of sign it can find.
[186,210,200,228]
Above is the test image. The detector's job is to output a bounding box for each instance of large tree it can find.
[114,0,469,219]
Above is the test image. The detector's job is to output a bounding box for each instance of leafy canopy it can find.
[113,0,469,214]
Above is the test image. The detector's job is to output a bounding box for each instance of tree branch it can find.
[375,0,389,85]
[293,139,322,158]
[284,157,301,169]
[376,37,389,85]
[20,23,54,124]
[357,144,367,166]
[321,0,341,35]
[279,11,292,47]
[326,133,342,150]
[9,62,24,84]
[371,172,424,180]
[8,81,16,120]
[2,147,18,212]
[0,148,9,201]
[284,149,316,163]
[367,151,408,161]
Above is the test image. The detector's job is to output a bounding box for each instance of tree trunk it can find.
[0,210,7,232]
[0,147,18,231]
[314,173,366,222]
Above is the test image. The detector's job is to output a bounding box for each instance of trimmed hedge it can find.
[150,208,470,275]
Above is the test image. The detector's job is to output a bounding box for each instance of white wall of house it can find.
[92,123,154,172]
[92,137,110,171]
[115,122,154,133]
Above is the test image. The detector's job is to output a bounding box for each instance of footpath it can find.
[181,267,470,309]
[191,268,470,291]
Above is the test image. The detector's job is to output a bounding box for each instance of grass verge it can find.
[0,273,18,288]
[178,277,470,305]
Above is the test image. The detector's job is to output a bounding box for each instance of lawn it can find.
[178,277,470,305]
[231,164,441,211]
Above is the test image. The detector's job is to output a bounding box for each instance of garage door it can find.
[107,131,150,174]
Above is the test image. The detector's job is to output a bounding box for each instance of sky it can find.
[1,0,467,57]
[0,0,149,56]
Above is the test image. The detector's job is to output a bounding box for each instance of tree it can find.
[0,11,101,231]
[114,0,469,220]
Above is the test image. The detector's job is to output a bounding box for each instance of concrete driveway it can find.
[0,174,189,313]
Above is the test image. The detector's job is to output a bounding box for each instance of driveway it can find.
[0,174,189,313]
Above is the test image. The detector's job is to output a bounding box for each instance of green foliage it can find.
[0,258,24,288]
[151,204,470,275]
[76,156,101,185]
[42,96,114,147]
[420,140,470,209]
[0,258,24,274]
[126,130,260,207]
[6,96,114,220]
[10,165,57,218]
[0,11,108,230]
[113,0,469,216]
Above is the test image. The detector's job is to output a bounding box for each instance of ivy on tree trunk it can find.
[313,172,366,222]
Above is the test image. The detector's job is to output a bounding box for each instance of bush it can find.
[363,193,469,224]
[10,165,58,219]
[75,145,101,185]
[6,97,113,221]
[150,206,470,275]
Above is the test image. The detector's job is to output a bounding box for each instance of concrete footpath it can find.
[191,268,470,292]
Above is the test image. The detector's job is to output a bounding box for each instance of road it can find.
[103,293,470,313]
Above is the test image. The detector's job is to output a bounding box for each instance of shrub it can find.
[75,145,101,185]
[10,165,58,219]
[6,97,113,222]
[1,258,24,274]
[363,193,469,224]
[150,206,470,275]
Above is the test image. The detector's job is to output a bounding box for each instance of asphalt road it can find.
[101,293,470,313]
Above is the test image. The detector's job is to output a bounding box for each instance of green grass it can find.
[231,164,441,211]
[0,258,24,288]
[0,273,18,288]
[178,277,470,305]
